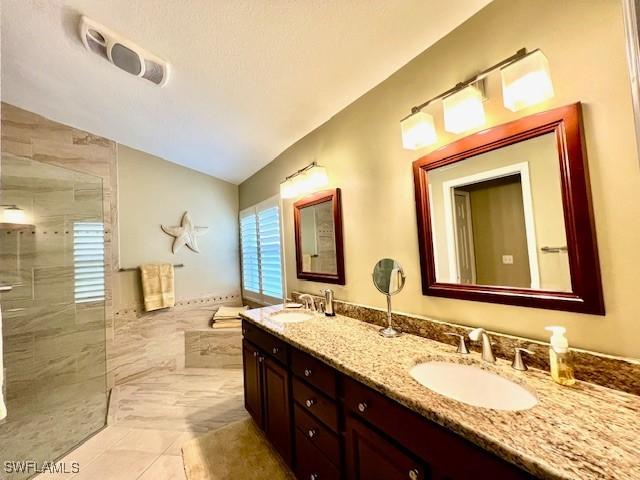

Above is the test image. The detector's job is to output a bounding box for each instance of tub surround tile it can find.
[291,292,640,396]
[242,305,640,480]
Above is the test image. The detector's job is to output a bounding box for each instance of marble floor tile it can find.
[164,432,199,456]
[112,429,182,454]
[72,450,158,480]
[138,455,186,480]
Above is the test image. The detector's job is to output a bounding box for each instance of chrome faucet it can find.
[469,328,496,363]
[298,294,316,312]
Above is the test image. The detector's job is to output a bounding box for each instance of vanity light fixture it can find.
[501,50,554,112]
[401,48,553,149]
[1,205,26,224]
[400,111,437,149]
[280,161,329,199]
[443,83,486,134]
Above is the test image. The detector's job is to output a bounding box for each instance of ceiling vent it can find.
[79,16,170,87]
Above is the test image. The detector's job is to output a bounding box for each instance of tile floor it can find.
[34,368,246,480]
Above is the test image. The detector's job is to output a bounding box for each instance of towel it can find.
[213,305,248,320]
[0,305,6,421]
[140,263,175,312]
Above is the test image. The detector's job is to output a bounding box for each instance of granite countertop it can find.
[241,305,640,480]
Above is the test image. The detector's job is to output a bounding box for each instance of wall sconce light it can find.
[400,111,437,149]
[501,50,554,112]
[280,162,329,199]
[443,83,486,134]
[400,48,553,149]
[1,205,27,224]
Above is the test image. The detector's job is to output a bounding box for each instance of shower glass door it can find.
[0,153,107,479]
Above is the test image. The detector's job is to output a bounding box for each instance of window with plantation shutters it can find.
[73,222,105,303]
[240,196,284,304]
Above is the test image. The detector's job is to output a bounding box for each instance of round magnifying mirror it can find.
[372,258,406,296]
[372,258,405,338]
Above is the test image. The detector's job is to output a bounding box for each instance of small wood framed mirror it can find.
[413,103,604,314]
[294,188,345,285]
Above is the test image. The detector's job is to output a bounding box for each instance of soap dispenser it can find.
[545,326,575,386]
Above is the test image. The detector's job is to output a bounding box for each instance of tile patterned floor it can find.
[34,368,246,480]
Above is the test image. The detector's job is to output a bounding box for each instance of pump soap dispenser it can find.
[545,326,575,386]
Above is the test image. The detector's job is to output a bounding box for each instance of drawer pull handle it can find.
[272,347,279,354]
[258,356,264,363]
[310,474,319,480]
[252,351,258,358]
[304,368,312,377]
[357,402,368,413]
[305,399,316,408]
[242,328,247,334]
[307,429,317,438]
[409,468,419,480]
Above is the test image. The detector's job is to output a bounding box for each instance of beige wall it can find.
[114,145,240,308]
[239,0,640,358]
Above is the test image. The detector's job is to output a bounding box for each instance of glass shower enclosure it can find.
[0,153,108,479]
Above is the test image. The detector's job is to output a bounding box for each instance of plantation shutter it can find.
[240,196,283,304]
[258,204,283,300]
[73,222,105,303]
[240,209,260,295]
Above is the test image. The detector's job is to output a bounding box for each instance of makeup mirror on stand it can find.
[372,258,406,338]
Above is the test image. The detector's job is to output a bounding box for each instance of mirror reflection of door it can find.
[300,200,337,275]
[453,191,475,284]
[453,175,531,288]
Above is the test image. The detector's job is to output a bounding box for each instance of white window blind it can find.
[240,196,283,304]
[73,222,105,303]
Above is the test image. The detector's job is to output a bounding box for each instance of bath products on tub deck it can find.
[545,326,575,386]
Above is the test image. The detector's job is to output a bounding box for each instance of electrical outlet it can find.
[502,255,514,265]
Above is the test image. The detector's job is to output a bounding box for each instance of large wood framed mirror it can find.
[413,103,604,314]
[294,188,345,285]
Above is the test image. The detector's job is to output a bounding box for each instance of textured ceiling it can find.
[1,0,490,183]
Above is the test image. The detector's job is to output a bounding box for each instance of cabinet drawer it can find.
[293,377,339,433]
[292,348,337,398]
[242,320,289,365]
[295,404,340,467]
[295,429,341,480]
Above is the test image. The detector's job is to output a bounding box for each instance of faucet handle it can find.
[512,348,534,371]
[445,332,470,354]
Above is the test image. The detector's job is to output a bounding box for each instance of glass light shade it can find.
[501,50,554,112]
[443,85,486,134]
[400,111,437,150]
[280,178,299,199]
[304,165,329,191]
[3,206,26,224]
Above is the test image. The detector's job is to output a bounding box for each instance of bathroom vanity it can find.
[240,306,640,480]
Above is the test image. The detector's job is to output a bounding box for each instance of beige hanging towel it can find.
[140,263,175,311]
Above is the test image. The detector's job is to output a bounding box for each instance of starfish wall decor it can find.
[161,212,209,254]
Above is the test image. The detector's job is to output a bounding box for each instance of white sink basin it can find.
[409,361,537,411]
[268,310,315,324]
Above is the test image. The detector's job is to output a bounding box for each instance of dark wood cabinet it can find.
[241,337,293,466]
[242,320,532,480]
[242,339,263,428]
[263,356,293,465]
[346,414,427,480]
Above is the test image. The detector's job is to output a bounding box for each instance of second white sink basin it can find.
[269,310,315,324]
[409,361,537,411]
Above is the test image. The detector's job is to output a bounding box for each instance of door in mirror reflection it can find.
[428,132,571,292]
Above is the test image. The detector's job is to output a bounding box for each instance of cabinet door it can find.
[346,415,427,480]
[263,355,293,466]
[242,339,264,429]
